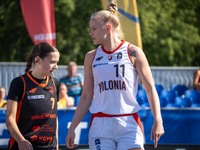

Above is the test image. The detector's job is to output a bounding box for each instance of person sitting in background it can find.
[0,87,7,108]
[58,83,74,108]
[193,69,200,91]
[60,61,84,105]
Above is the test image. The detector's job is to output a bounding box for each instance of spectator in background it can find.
[0,87,7,108]
[193,69,200,91]
[60,61,84,106]
[58,82,75,108]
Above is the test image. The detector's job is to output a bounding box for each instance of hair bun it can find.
[107,2,118,14]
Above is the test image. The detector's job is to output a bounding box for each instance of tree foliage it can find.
[54,0,101,65]
[0,1,34,62]
[137,0,200,66]
[0,0,200,66]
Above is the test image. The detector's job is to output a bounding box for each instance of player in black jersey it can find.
[6,42,60,150]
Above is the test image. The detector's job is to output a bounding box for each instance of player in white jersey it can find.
[91,40,141,115]
[66,2,164,150]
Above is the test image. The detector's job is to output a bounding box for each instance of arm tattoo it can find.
[129,45,138,58]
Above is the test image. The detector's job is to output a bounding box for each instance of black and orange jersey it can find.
[7,71,60,150]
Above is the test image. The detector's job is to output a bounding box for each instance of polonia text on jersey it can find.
[99,80,126,93]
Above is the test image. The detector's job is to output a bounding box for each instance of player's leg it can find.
[115,115,144,150]
[89,117,117,150]
[89,138,116,150]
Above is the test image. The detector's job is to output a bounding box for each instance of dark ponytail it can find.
[25,55,33,73]
[25,42,58,73]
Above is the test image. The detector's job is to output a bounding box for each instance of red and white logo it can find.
[108,55,112,61]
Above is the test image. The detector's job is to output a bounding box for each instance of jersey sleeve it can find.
[7,76,24,102]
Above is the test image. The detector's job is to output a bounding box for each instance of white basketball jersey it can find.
[90,40,141,114]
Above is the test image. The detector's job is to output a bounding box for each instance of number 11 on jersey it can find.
[114,64,125,77]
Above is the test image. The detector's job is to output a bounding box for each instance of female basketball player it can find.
[66,2,164,150]
[6,42,60,150]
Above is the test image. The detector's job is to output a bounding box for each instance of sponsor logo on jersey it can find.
[108,55,112,61]
[29,88,37,93]
[117,52,123,59]
[38,136,53,143]
[30,135,37,141]
[31,113,56,120]
[95,139,101,150]
[41,124,55,132]
[32,126,40,131]
[95,56,103,61]
[49,86,54,94]
[93,63,108,68]
[99,80,126,93]
[30,135,53,143]
[27,95,45,99]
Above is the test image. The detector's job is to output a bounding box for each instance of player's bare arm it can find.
[128,44,138,66]
[6,100,33,150]
[81,49,95,101]
[66,49,96,149]
[129,44,164,148]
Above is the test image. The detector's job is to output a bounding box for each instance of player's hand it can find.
[65,129,78,149]
[18,139,33,150]
[151,120,164,148]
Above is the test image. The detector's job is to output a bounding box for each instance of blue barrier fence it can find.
[0,62,199,93]
[1,107,200,148]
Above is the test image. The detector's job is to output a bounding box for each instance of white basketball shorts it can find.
[89,112,144,150]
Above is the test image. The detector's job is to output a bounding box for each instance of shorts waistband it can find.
[91,112,136,118]
[90,112,143,134]
[90,112,137,127]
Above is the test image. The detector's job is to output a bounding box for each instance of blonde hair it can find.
[91,2,119,28]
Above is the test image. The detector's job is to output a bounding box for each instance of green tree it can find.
[0,1,34,62]
[137,0,200,66]
[0,0,200,66]
[0,0,101,65]
[54,0,101,65]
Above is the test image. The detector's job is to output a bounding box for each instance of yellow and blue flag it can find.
[101,0,143,50]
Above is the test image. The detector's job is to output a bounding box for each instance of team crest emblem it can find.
[108,55,112,61]
[49,86,54,94]
[95,139,101,150]
[117,52,122,59]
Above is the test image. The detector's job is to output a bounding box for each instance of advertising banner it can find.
[1,108,200,147]
[20,0,56,47]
